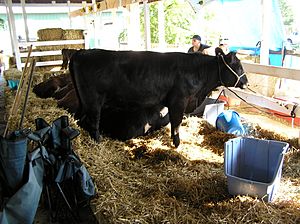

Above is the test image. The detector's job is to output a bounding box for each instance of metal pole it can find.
[21,0,30,42]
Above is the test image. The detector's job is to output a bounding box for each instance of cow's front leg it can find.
[168,99,185,147]
[80,95,105,142]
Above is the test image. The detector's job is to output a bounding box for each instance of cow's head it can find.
[215,47,248,89]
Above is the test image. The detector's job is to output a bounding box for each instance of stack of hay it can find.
[8,28,84,71]
[3,68,65,88]
[36,28,84,71]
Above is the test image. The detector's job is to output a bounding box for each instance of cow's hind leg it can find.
[168,99,185,147]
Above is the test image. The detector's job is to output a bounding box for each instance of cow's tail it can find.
[69,51,83,119]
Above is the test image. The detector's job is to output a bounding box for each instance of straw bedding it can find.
[3,85,300,223]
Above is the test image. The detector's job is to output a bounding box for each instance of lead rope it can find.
[217,54,299,123]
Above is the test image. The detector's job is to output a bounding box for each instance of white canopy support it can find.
[128,3,141,50]
[158,1,165,50]
[5,0,22,71]
[21,0,30,42]
[67,0,73,28]
[143,0,151,50]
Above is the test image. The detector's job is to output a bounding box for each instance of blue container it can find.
[7,80,20,90]
[225,137,289,202]
[216,110,245,135]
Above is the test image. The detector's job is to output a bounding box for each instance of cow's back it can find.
[70,49,206,109]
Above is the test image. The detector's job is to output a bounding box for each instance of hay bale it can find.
[63,29,85,50]
[9,56,16,68]
[4,77,300,224]
[3,68,56,86]
[62,29,84,40]
[38,55,62,62]
[37,28,63,41]
[36,45,63,51]
[64,44,85,50]
[3,68,22,81]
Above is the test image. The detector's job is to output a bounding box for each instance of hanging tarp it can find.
[219,0,285,51]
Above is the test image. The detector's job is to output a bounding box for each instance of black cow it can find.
[69,48,248,147]
[33,76,170,140]
[33,73,71,98]
[61,49,78,70]
[99,105,169,140]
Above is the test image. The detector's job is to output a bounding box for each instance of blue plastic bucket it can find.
[7,80,20,90]
[216,110,245,135]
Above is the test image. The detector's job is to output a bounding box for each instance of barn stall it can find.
[1,0,300,223]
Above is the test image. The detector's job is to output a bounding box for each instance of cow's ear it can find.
[227,52,238,62]
[215,47,225,56]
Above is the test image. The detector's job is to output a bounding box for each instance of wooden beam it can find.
[69,0,161,17]
[242,61,300,81]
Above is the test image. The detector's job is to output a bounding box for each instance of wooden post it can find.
[6,0,22,70]
[143,0,151,50]
[21,0,30,42]
[158,1,165,51]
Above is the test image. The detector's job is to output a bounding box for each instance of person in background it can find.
[218,37,230,54]
[187,35,210,54]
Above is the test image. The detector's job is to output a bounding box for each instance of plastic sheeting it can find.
[189,0,285,52]
[219,0,285,51]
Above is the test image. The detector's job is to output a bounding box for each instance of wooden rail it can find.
[224,62,300,119]
[19,39,85,68]
[241,61,300,81]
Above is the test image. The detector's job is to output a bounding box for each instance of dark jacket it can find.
[188,44,210,53]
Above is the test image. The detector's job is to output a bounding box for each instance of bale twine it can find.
[37,28,63,41]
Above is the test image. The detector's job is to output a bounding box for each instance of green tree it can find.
[278,0,294,26]
[140,0,195,46]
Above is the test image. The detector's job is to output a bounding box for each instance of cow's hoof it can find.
[172,135,180,148]
[91,131,102,142]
